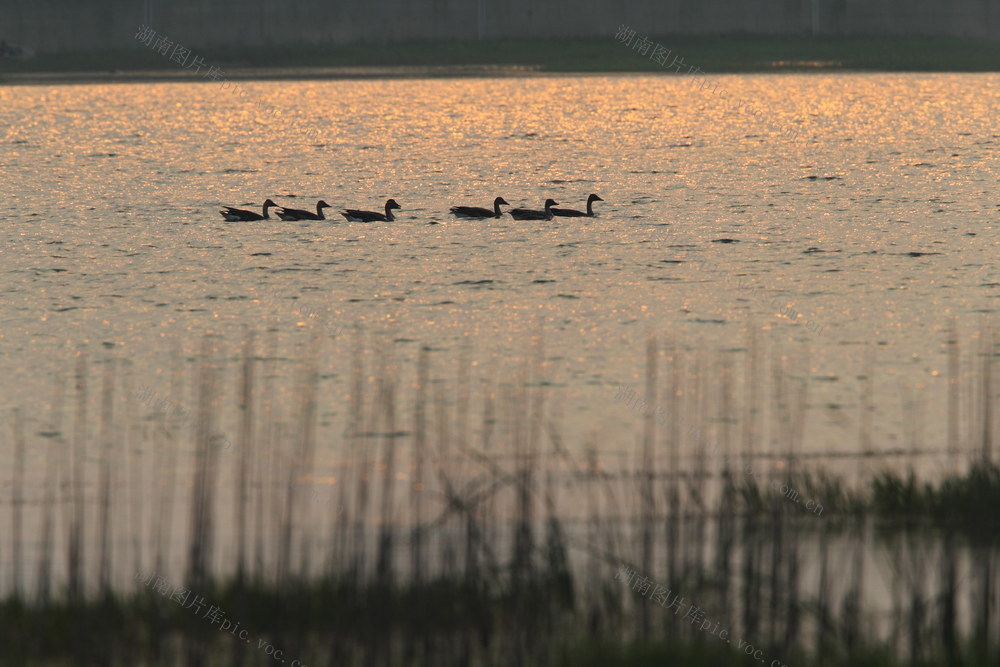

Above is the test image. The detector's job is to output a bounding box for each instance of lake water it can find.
[2,70,999,662]
[2,73,996,462]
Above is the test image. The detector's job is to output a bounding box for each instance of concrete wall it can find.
[2,0,997,55]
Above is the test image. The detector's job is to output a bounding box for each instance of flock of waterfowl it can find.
[219,194,603,222]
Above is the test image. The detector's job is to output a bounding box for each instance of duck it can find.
[276,200,332,221]
[551,194,603,217]
[341,199,401,222]
[219,199,278,221]
[509,199,558,221]
[449,197,509,219]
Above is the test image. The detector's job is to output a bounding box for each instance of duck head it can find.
[317,200,331,209]
[385,199,401,210]
[587,194,604,203]
[263,198,278,208]
[544,198,558,208]
[494,197,510,207]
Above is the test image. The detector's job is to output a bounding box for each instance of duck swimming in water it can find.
[509,199,558,221]
[449,197,509,219]
[276,200,332,221]
[551,194,603,217]
[219,199,278,221]
[341,199,401,222]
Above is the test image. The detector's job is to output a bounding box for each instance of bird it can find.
[341,199,401,222]
[449,197,509,219]
[551,194,604,217]
[509,199,558,221]
[219,199,278,221]
[276,200,332,221]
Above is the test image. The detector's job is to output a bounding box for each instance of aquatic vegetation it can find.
[1,328,998,666]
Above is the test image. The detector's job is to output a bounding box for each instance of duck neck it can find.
[316,203,325,220]
[494,201,502,218]
[385,204,394,221]
[262,203,273,219]
[586,199,594,216]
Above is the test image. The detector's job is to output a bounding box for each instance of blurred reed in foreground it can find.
[1,324,998,666]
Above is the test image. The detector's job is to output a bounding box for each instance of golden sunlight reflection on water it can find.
[0,73,997,461]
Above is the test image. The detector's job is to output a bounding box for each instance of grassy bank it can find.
[1,35,998,84]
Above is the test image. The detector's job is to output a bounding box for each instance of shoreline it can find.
[3,62,996,87]
[2,35,997,86]
[0,64,552,86]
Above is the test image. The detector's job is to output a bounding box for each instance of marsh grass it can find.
[2,326,999,666]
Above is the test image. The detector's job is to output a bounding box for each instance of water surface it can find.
[1,72,997,457]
